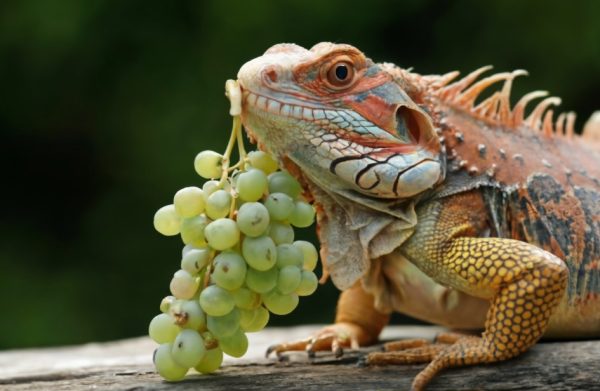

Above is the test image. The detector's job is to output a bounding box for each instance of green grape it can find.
[296,270,319,296]
[276,243,303,268]
[204,218,240,250]
[262,290,299,315]
[236,168,268,202]
[152,144,326,376]
[242,235,277,271]
[160,296,176,313]
[205,189,232,220]
[268,221,294,244]
[154,343,188,381]
[241,306,270,332]
[199,285,235,316]
[194,346,223,374]
[154,205,181,236]
[236,202,270,237]
[211,251,247,290]
[207,308,240,338]
[181,247,212,275]
[202,180,220,199]
[239,308,257,330]
[201,331,219,349]
[247,150,278,175]
[194,150,223,179]
[171,329,206,368]
[293,240,318,271]
[171,300,206,330]
[289,200,315,228]
[149,313,180,344]
[264,193,295,221]
[174,187,205,218]
[245,266,278,294]
[268,171,302,199]
[219,328,249,358]
[170,269,200,300]
[277,266,302,294]
[232,287,261,310]
[180,215,210,247]
[182,244,195,257]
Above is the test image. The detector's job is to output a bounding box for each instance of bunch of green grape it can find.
[148,144,319,381]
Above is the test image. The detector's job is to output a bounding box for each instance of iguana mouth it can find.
[244,91,325,120]
[243,90,335,120]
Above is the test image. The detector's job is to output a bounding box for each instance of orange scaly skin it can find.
[384,192,568,389]
[235,43,600,390]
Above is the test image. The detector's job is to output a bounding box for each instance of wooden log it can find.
[0,326,598,390]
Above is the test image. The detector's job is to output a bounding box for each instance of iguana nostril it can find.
[263,67,278,84]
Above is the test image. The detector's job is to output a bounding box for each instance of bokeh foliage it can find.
[0,0,598,349]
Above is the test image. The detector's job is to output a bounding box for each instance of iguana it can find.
[234,42,600,390]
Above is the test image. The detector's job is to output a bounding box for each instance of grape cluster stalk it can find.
[149,81,319,381]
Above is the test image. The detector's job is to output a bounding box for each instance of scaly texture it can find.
[235,42,600,390]
[385,196,568,389]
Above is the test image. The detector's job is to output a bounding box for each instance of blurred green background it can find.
[1,0,599,350]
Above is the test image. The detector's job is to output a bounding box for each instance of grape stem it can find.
[228,161,242,172]
[228,191,238,219]
[235,119,247,171]
[218,116,241,188]
[203,264,212,288]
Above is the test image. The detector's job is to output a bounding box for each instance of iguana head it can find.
[237,42,443,200]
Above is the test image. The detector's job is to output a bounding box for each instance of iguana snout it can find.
[237,42,443,199]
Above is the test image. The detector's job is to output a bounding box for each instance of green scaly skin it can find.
[235,42,600,390]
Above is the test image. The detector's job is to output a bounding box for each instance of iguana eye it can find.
[326,61,355,88]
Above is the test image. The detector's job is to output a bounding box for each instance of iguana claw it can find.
[265,323,363,359]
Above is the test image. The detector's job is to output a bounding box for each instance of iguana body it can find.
[235,43,600,390]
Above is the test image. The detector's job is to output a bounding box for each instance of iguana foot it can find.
[381,331,466,352]
[368,334,481,391]
[266,322,368,358]
[368,331,471,363]
[382,338,429,352]
[369,344,447,364]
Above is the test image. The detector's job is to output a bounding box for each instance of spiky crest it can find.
[434,67,577,138]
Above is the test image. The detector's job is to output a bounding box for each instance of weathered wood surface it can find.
[1,325,598,390]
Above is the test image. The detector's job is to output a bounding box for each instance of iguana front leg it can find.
[368,198,569,391]
[267,281,389,357]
